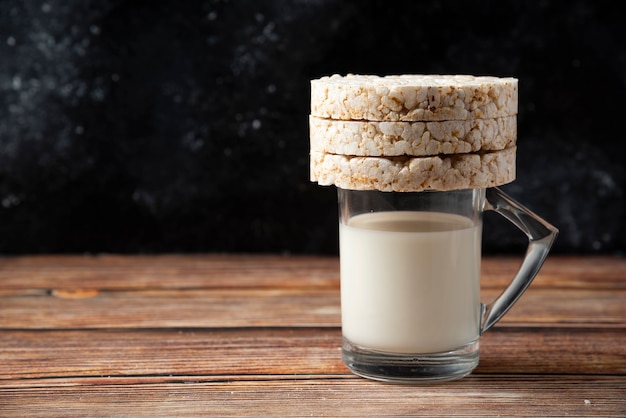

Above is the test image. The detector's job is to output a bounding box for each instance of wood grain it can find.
[1,254,623,328]
[0,377,624,417]
[0,254,624,417]
[0,254,341,290]
[1,254,623,290]
[1,327,623,381]
[0,287,623,329]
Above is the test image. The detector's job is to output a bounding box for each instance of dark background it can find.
[0,0,624,255]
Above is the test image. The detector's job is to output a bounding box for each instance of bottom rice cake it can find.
[310,146,516,192]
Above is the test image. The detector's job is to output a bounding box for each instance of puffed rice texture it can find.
[311,74,518,122]
[310,115,516,156]
[310,147,516,192]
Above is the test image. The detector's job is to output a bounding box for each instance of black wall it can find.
[0,0,624,255]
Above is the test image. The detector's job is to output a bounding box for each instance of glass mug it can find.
[338,187,558,383]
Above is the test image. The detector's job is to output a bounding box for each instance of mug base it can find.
[342,337,479,383]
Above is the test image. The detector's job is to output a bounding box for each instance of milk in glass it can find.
[340,210,482,354]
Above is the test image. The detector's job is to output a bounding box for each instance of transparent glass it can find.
[338,187,558,383]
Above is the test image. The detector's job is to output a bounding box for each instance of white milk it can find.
[340,211,481,354]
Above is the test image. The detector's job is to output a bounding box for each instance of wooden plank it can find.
[1,327,624,380]
[482,287,626,326]
[0,288,341,328]
[0,255,624,291]
[0,254,341,290]
[0,287,623,329]
[0,376,624,417]
[0,328,345,380]
[480,254,626,289]
[479,326,626,374]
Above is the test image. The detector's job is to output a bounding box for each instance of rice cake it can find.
[311,74,517,122]
[310,147,516,192]
[310,115,516,156]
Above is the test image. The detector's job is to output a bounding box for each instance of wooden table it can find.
[0,254,624,416]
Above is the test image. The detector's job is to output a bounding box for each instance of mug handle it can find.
[480,187,559,334]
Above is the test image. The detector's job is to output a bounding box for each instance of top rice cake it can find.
[310,74,518,122]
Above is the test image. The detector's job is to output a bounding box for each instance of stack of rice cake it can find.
[309,74,518,192]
